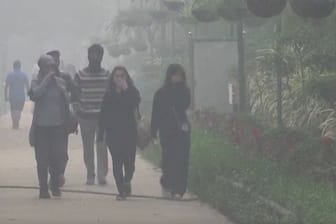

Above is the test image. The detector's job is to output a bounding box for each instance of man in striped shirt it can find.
[74,44,109,185]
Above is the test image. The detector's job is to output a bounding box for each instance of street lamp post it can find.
[188,32,195,109]
[236,14,246,113]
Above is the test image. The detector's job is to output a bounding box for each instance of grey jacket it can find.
[29,72,75,127]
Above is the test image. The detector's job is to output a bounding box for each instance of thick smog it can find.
[0,1,335,224]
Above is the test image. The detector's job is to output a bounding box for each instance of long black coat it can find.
[98,87,141,148]
[151,85,191,195]
[151,85,191,143]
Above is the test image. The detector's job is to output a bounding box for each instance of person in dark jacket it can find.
[29,55,74,199]
[46,50,76,188]
[98,66,141,201]
[151,64,191,200]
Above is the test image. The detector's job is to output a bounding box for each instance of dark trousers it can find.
[160,132,190,195]
[60,135,69,175]
[47,135,68,182]
[107,142,136,195]
[34,126,67,190]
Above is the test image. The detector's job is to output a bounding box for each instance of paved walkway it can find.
[0,103,233,224]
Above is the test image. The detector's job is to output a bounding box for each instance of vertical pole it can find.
[161,25,166,54]
[159,0,167,70]
[237,17,246,112]
[276,64,283,128]
[0,42,8,115]
[188,32,195,109]
[275,17,283,128]
[230,23,235,40]
[171,20,176,57]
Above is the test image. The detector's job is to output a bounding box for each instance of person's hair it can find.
[88,44,104,56]
[13,60,21,70]
[46,50,60,60]
[163,63,187,88]
[108,66,135,91]
[37,55,54,69]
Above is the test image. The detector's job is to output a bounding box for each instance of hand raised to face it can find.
[114,69,128,92]
[121,78,128,91]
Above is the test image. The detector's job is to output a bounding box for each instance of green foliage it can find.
[191,0,219,10]
[191,0,220,22]
[306,74,336,104]
[143,129,336,224]
[176,1,198,25]
[115,9,153,27]
[216,0,244,21]
[247,8,336,132]
[191,130,336,224]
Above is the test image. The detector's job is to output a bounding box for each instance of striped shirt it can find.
[74,68,109,119]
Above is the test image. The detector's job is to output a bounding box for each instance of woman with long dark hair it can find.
[151,64,191,200]
[97,66,140,201]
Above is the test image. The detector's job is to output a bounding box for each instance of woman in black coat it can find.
[151,64,191,200]
[97,66,140,201]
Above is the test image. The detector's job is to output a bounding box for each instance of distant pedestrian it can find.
[98,66,141,201]
[4,60,29,129]
[64,63,77,78]
[151,64,191,200]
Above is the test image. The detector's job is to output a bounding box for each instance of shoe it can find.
[172,194,183,200]
[116,194,127,201]
[98,179,107,186]
[86,178,95,185]
[39,190,51,199]
[51,188,62,197]
[59,175,66,188]
[124,182,132,197]
[161,187,172,199]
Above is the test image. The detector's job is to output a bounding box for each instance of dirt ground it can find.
[0,102,233,224]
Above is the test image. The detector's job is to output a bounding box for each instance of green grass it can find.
[142,129,336,224]
[141,144,161,167]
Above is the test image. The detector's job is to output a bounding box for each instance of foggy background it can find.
[0,0,133,77]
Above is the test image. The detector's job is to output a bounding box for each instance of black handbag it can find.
[136,106,151,150]
[57,76,78,134]
[66,104,78,134]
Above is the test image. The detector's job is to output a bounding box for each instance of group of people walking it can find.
[5,43,191,201]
